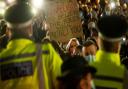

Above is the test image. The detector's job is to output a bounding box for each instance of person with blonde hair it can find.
[66,38,80,56]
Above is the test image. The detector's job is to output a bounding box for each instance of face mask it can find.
[84,55,95,63]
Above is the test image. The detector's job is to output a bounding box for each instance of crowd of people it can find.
[0,0,128,89]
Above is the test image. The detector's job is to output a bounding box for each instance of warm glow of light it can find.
[32,0,44,9]
[0,1,6,16]
[31,7,37,16]
[0,8,5,15]
[6,0,15,4]
[110,2,116,9]
[123,37,126,41]
[0,1,6,8]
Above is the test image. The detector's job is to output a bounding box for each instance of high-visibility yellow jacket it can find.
[91,50,128,89]
[0,39,63,89]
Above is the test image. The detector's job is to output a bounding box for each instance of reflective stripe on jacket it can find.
[91,50,125,89]
[0,39,62,89]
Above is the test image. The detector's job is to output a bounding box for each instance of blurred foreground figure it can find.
[0,1,62,89]
[0,20,11,52]
[91,15,128,89]
[57,56,97,89]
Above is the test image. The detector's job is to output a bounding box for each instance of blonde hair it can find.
[66,38,80,51]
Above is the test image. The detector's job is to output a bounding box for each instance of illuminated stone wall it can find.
[45,0,83,43]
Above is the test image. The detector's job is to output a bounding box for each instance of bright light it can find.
[6,0,15,4]
[32,0,43,9]
[110,2,116,9]
[0,1,6,8]
[100,14,103,17]
[31,7,37,16]
[0,8,5,15]
[123,37,126,41]
[123,3,127,9]
[0,1,6,15]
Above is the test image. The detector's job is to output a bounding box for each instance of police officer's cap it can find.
[98,15,128,41]
[4,1,34,28]
[57,56,96,80]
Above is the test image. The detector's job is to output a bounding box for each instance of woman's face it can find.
[79,73,92,89]
[69,40,78,55]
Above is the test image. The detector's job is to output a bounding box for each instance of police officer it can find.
[0,1,62,89]
[91,15,128,89]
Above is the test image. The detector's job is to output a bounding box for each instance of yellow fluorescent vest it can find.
[91,50,125,89]
[0,39,63,89]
